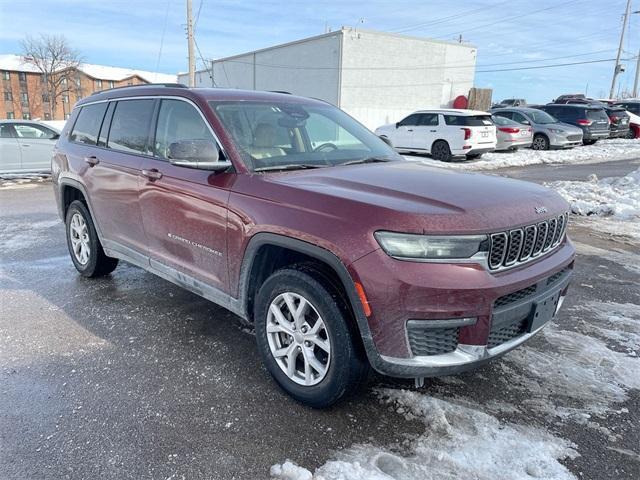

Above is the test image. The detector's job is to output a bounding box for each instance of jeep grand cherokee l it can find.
[52,85,574,408]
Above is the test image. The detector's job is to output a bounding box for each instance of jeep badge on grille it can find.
[535,206,548,214]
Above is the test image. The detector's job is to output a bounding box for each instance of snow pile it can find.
[504,318,640,420]
[404,138,640,171]
[271,393,577,480]
[546,168,640,220]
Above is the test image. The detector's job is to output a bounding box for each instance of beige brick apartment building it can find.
[0,55,175,120]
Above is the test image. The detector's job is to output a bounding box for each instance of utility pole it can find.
[610,0,631,99]
[634,49,640,97]
[186,0,196,87]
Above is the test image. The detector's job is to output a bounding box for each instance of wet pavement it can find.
[1,172,639,479]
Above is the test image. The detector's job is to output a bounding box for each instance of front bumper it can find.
[549,132,582,148]
[350,240,575,378]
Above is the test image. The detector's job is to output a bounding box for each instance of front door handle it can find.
[407,129,414,132]
[142,168,163,180]
[430,130,437,132]
[84,156,99,167]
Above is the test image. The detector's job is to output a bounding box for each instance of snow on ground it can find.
[271,392,577,480]
[573,241,640,275]
[0,174,51,189]
[404,138,640,171]
[546,168,640,221]
[0,219,60,251]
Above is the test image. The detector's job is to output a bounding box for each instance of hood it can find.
[264,161,569,234]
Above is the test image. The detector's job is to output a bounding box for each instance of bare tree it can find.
[21,34,82,120]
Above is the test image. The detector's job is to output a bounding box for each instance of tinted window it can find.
[107,99,155,154]
[586,109,608,121]
[0,124,15,138]
[418,114,438,126]
[493,111,513,120]
[528,110,557,124]
[70,103,108,145]
[98,102,115,147]
[154,99,217,160]
[398,114,420,126]
[444,115,493,126]
[511,112,529,124]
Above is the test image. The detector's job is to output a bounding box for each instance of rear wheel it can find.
[431,140,452,162]
[531,134,550,150]
[65,200,118,277]
[254,265,369,408]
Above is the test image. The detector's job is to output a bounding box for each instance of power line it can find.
[154,0,171,77]
[194,0,205,31]
[477,57,627,74]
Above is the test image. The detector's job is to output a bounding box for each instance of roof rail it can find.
[269,90,292,95]
[91,83,188,96]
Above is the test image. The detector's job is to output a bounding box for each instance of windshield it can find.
[209,100,402,171]
[528,110,557,124]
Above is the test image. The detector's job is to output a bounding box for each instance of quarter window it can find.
[107,99,155,154]
[154,99,216,160]
[70,103,108,145]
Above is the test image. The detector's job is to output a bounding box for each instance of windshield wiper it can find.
[340,156,393,166]
[254,164,325,172]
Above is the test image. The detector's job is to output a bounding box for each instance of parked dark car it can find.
[538,104,610,145]
[614,100,640,116]
[52,84,574,407]
[603,106,630,138]
[553,94,586,103]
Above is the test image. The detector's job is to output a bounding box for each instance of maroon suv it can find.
[52,85,574,407]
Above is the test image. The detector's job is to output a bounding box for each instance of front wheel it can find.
[431,140,452,162]
[65,200,118,277]
[531,134,550,150]
[254,265,369,408]
[583,139,598,145]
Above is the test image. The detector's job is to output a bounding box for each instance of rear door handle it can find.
[142,168,163,180]
[430,130,437,132]
[407,129,414,132]
[84,156,99,167]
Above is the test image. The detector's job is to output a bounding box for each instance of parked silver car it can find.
[491,115,532,151]
[491,107,582,150]
[0,120,60,174]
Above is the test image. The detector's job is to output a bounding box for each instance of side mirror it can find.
[168,139,231,171]
[521,120,531,125]
[379,135,393,147]
[395,122,401,129]
[51,133,60,140]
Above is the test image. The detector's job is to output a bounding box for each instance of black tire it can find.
[254,265,369,408]
[465,153,483,160]
[583,139,597,145]
[431,140,452,162]
[65,200,118,278]
[531,134,550,150]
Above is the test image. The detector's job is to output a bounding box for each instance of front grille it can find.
[488,213,568,271]
[494,285,537,308]
[488,318,528,348]
[408,325,459,356]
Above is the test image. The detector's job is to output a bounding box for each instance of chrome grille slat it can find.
[487,213,568,272]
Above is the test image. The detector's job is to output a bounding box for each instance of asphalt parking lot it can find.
[1,160,639,479]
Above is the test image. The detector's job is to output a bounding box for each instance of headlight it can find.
[374,231,489,260]
[548,128,565,134]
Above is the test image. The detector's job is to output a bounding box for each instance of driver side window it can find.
[154,99,217,160]
[398,114,420,127]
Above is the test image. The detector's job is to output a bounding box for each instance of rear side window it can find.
[493,111,513,120]
[444,115,493,126]
[70,103,108,145]
[418,114,438,126]
[107,99,155,155]
[154,99,218,159]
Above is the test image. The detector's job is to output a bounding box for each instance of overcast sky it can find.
[1,0,638,103]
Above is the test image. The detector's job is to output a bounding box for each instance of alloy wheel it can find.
[69,213,90,265]
[266,292,331,386]
[532,136,547,150]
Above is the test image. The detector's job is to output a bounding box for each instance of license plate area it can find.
[528,290,561,332]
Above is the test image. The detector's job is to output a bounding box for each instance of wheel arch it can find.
[57,177,105,241]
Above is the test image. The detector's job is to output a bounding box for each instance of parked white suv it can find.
[375,109,497,161]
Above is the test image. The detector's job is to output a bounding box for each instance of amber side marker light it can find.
[355,282,372,317]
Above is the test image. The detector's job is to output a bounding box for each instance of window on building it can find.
[107,99,155,154]
[70,102,108,145]
[109,81,115,88]
[77,93,83,100]
[22,113,31,120]
[75,76,81,87]
[4,91,12,101]
[95,79,103,89]
[61,77,67,86]
[154,99,216,160]
[127,82,133,86]
[64,113,71,120]
[44,112,51,120]
[6,112,15,119]
[42,92,50,103]
[20,92,28,105]
[18,72,27,82]
[2,71,9,80]
[62,94,69,104]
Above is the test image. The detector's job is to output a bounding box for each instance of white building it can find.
[179,28,477,129]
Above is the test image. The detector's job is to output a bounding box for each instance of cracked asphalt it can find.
[1,161,639,479]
